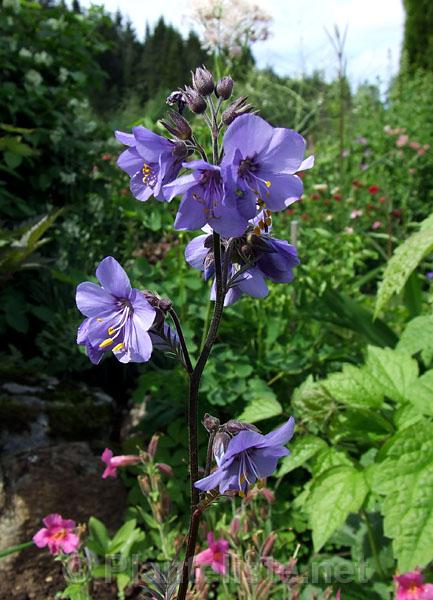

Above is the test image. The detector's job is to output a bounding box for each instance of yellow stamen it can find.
[112,343,124,352]
[99,338,114,348]
[239,490,245,498]
[96,318,104,322]
[253,226,261,236]
[259,219,266,229]
[108,326,116,335]
[265,217,272,226]
[265,180,271,188]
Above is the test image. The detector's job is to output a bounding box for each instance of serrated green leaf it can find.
[371,422,433,570]
[309,446,353,477]
[375,216,433,316]
[365,346,418,403]
[397,315,433,365]
[277,435,327,476]
[306,466,368,551]
[323,363,384,408]
[238,378,282,423]
[405,370,433,416]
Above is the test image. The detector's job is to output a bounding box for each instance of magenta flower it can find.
[33,514,80,555]
[394,570,433,600]
[195,417,295,495]
[101,448,142,478]
[220,114,313,234]
[76,257,156,364]
[115,127,185,202]
[194,532,229,575]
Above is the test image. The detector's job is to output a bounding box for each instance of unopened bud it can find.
[138,474,151,495]
[147,434,159,459]
[223,419,260,435]
[230,516,241,537]
[215,76,234,100]
[155,462,173,477]
[222,96,255,126]
[160,109,192,141]
[192,66,215,96]
[213,431,230,465]
[261,532,277,557]
[202,413,220,433]
[183,86,207,114]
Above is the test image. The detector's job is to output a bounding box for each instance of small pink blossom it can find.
[33,514,80,555]
[394,570,433,599]
[350,209,363,219]
[396,134,409,147]
[372,220,382,230]
[194,532,229,575]
[101,448,142,479]
[409,141,421,150]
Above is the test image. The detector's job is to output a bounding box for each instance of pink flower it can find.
[336,592,341,600]
[194,532,229,575]
[33,514,80,555]
[394,570,433,599]
[350,209,363,219]
[396,134,409,147]
[372,220,382,230]
[101,448,142,479]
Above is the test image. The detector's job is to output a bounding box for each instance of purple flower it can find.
[76,257,156,364]
[427,271,433,281]
[115,127,186,202]
[163,160,247,237]
[220,114,313,233]
[195,417,295,495]
[185,212,300,305]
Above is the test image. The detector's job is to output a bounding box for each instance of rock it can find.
[0,442,126,599]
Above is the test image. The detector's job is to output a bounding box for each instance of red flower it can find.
[368,185,380,195]
[102,153,112,161]
[378,196,386,204]
[311,193,321,200]
[286,208,295,215]
[300,213,310,221]
[391,209,402,218]
[333,193,342,201]
[367,203,375,210]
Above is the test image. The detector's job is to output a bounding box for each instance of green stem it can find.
[0,541,33,559]
[361,509,386,579]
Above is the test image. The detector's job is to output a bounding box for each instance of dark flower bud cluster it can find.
[183,86,207,114]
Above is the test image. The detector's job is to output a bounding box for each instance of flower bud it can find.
[155,462,173,477]
[223,419,260,435]
[213,431,231,465]
[215,76,234,100]
[261,532,277,557]
[172,141,189,159]
[160,109,192,141]
[147,433,159,460]
[183,86,207,114]
[222,96,255,126]
[202,413,220,433]
[192,66,215,96]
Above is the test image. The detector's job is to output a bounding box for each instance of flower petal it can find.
[115,130,136,146]
[117,147,143,176]
[222,114,273,161]
[185,235,209,270]
[174,191,208,231]
[237,267,268,298]
[96,257,132,298]
[129,289,156,330]
[76,282,116,318]
[261,417,295,447]
[163,172,197,201]
[261,127,306,174]
[194,466,226,491]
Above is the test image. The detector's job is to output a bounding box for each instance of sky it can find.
[79,0,405,87]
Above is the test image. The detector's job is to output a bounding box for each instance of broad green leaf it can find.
[375,215,433,316]
[107,519,137,554]
[277,435,327,476]
[306,466,368,551]
[372,422,433,571]
[309,446,353,477]
[323,364,384,409]
[405,370,433,416]
[365,346,418,403]
[87,517,110,555]
[329,408,393,444]
[238,378,282,423]
[397,315,433,365]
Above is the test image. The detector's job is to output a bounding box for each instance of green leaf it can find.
[371,422,433,570]
[323,364,384,409]
[277,435,327,476]
[88,517,110,554]
[375,214,433,316]
[405,370,433,416]
[397,315,433,365]
[365,346,418,403]
[306,465,369,551]
[238,378,282,423]
[107,519,137,554]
